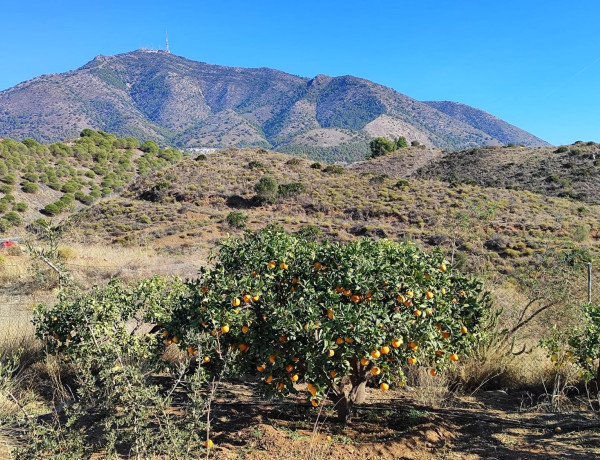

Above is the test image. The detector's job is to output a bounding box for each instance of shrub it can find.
[286,157,302,166]
[310,162,322,170]
[1,174,16,185]
[195,153,207,161]
[164,227,493,423]
[296,224,322,241]
[22,181,39,194]
[395,179,410,188]
[555,146,569,153]
[248,160,263,169]
[323,165,344,174]
[0,184,13,194]
[43,203,61,216]
[226,211,248,229]
[4,211,22,226]
[278,182,305,198]
[12,202,27,212]
[140,140,159,154]
[369,137,396,158]
[254,176,279,204]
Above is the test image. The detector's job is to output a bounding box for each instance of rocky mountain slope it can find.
[0,50,549,162]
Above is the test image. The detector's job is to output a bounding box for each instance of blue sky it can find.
[2,0,599,145]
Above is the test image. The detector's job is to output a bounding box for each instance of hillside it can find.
[415,142,600,204]
[0,50,549,163]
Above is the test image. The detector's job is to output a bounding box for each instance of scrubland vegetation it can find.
[2,132,600,458]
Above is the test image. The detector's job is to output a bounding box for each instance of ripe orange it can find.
[345,337,354,344]
[440,264,447,271]
[293,278,299,284]
[205,439,213,449]
[314,262,322,270]
[461,326,468,334]
[408,341,418,351]
[242,325,249,334]
[277,382,285,390]
[397,294,406,303]
[252,271,258,278]
[430,369,438,377]
[266,375,273,383]
[424,273,430,279]
[279,334,287,342]
[335,286,343,293]
[406,290,414,298]
[442,332,451,339]
[238,343,249,352]
[165,339,173,346]
[162,330,169,337]
[380,382,389,391]
[371,349,381,359]
[307,383,317,395]
[221,325,230,334]
[243,294,252,303]
[268,261,276,269]
[408,357,417,364]
[391,338,402,348]
[343,289,352,297]
[327,309,334,319]
[450,353,459,362]
[291,374,299,382]
[328,349,335,358]
[336,338,344,345]
[404,300,412,307]
[286,364,294,372]
[257,364,266,372]
[203,356,211,363]
[381,345,391,355]
[201,286,209,293]
[269,354,276,363]
[425,291,434,299]
[330,370,337,378]
[252,294,260,302]
[293,356,300,362]
[280,262,288,270]
[414,309,422,317]
[436,350,444,356]
[360,357,370,366]
[371,366,381,376]
[187,347,196,355]
[326,435,332,441]
[311,398,319,407]
[351,295,361,303]
[232,297,241,307]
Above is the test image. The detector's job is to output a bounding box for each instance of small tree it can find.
[164,227,493,424]
[368,137,395,158]
[254,176,279,204]
[395,136,408,149]
[226,211,248,229]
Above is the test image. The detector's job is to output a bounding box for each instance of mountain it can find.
[0,50,550,162]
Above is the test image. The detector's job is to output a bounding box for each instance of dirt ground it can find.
[198,383,600,460]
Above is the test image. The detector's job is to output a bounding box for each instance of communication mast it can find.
[165,30,171,53]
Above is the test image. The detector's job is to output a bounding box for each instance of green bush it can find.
[254,176,279,204]
[226,211,249,229]
[296,224,322,241]
[12,202,27,212]
[278,182,305,198]
[43,203,61,216]
[323,165,344,174]
[310,162,322,170]
[4,211,22,226]
[22,181,39,194]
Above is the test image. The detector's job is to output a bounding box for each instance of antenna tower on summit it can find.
[165,30,170,53]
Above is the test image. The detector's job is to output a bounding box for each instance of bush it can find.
[164,227,493,423]
[226,211,248,229]
[369,137,396,158]
[195,154,207,161]
[254,176,279,204]
[22,181,38,194]
[248,160,263,169]
[0,184,13,194]
[140,140,160,154]
[555,146,569,153]
[1,174,16,185]
[43,203,61,216]
[12,202,27,212]
[310,162,322,170]
[4,211,22,226]
[323,165,344,174]
[278,182,305,198]
[296,224,322,241]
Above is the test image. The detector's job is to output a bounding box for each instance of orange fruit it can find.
[279,335,287,342]
[343,289,352,297]
[291,374,299,382]
[311,399,319,407]
[326,435,332,441]
[360,357,370,366]
[408,357,417,365]
[414,309,422,317]
[314,262,322,270]
[307,383,317,395]
[252,294,260,302]
[450,353,459,362]
[406,290,414,298]
[461,326,468,334]
[238,343,248,352]
[187,347,196,355]
[371,349,381,359]
[242,325,250,334]
[172,336,179,344]
[221,325,230,334]
[266,375,273,383]
[351,295,361,303]
[430,369,438,377]
[292,278,299,284]
[205,439,213,449]
[280,262,288,270]
[232,297,241,307]
[380,382,389,391]
[371,366,381,375]
[381,345,391,355]
[165,339,173,346]
[328,349,335,358]
[440,264,447,271]
[397,294,406,303]
[162,330,169,337]
[442,332,451,339]
[277,382,285,390]
[391,338,402,348]
[336,338,344,345]
[436,350,444,356]
[408,341,418,351]
[327,309,334,319]
[201,286,209,293]
[286,364,294,372]
[203,356,211,363]
[425,291,434,299]
[243,294,252,303]
[268,261,276,269]
[330,370,337,378]
[345,337,354,344]
[269,354,276,363]
[257,364,266,372]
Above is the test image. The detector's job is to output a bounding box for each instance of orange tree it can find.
[163,226,493,423]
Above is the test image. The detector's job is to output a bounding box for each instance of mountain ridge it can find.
[0,50,550,161]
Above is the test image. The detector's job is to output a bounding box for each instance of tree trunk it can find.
[330,391,353,425]
[353,381,367,404]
